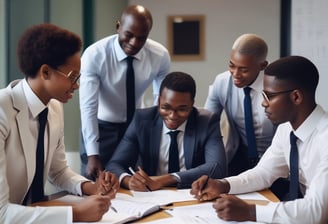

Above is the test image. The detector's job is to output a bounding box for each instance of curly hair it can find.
[17,23,82,78]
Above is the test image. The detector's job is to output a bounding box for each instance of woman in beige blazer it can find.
[0,23,118,224]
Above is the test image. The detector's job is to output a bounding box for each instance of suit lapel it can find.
[183,108,197,169]
[11,81,36,186]
[149,112,163,175]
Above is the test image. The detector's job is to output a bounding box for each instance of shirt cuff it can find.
[171,173,181,183]
[256,202,279,223]
[119,173,131,184]
[85,142,100,156]
[67,207,73,224]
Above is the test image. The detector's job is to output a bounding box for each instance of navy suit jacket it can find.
[106,106,227,188]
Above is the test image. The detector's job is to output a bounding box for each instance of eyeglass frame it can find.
[159,104,193,116]
[53,68,81,85]
[262,89,295,103]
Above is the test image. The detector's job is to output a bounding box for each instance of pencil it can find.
[128,167,152,192]
[201,163,218,191]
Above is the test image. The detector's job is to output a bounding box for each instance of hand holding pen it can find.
[128,166,152,192]
[190,163,230,201]
[200,163,218,192]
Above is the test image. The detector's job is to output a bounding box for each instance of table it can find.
[135,188,279,223]
[33,188,279,223]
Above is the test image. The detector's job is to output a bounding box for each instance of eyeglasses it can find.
[160,105,192,116]
[53,68,81,85]
[262,89,295,103]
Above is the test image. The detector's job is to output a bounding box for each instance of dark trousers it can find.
[228,143,290,201]
[80,119,128,178]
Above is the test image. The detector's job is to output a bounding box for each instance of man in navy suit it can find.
[106,71,226,191]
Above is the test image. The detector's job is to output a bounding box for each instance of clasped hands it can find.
[190,175,256,222]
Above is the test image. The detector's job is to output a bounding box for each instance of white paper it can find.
[166,202,264,224]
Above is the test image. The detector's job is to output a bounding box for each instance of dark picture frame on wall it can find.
[167,15,205,61]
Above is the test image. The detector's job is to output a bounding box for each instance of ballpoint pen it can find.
[128,167,152,192]
[200,163,218,191]
[110,206,118,213]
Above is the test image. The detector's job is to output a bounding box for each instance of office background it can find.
[0,0,282,155]
[3,0,326,158]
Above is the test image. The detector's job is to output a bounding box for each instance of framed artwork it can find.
[167,15,205,61]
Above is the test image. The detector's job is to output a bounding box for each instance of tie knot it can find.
[168,130,180,139]
[243,87,252,95]
[126,56,134,64]
[290,131,298,146]
[38,108,48,123]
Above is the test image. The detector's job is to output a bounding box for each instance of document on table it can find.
[68,189,196,224]
[164,202,264,224]
[118,188,197,205]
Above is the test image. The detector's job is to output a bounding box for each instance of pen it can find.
[128,167,152,192]
[201,163,218,191]
[110,206,118,213]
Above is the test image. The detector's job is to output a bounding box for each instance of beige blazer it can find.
[0,80,88,224]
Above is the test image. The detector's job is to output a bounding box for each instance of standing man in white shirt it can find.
[204,33,276,176]
[191,56,328,224]
[79,5,170,180]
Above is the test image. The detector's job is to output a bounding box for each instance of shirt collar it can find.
[248,70,264,93]
[114,34,143,62]
[163,120,187,134]
[293,105,324,142]
[22,79,47,119]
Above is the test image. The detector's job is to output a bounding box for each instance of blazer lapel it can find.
[149,112,163,175]
[183,108,197,169]
[11,81,36,186]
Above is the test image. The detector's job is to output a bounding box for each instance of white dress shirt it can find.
[22,79,49,162]
[205,70,275,161]
[118,120,187,183]
[79,34,170,156]
[226,105,328,223]
[157,121,187,175]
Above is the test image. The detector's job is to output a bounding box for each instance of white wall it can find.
[130,0,281,107]
[291,0,328,110]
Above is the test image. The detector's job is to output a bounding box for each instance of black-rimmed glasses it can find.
[262,89,295,103]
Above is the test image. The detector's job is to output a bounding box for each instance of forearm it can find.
[81,181,97,195]
[218,179,230,193]
[155,174,178,188]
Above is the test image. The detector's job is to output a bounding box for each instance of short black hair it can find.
[264,55,319,94]
[159,71,196,100]
[17,23,82,78]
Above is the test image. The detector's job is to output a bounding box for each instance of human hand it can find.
[96,171,119,198]
[127,166,153,191]
[72,195,111,222]
[86,155,103,180]
[190,175,229,201]
[213,194,256,222]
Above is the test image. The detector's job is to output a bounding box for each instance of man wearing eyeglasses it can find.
[191,56,328,224]
[204,34,276,176]
[104,72,227,191]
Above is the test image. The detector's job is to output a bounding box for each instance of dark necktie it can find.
[243,87,258,159]
[168,130,180,173]
[31,108,48,203]
[289,131,299,200]
[126,56,135,124]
